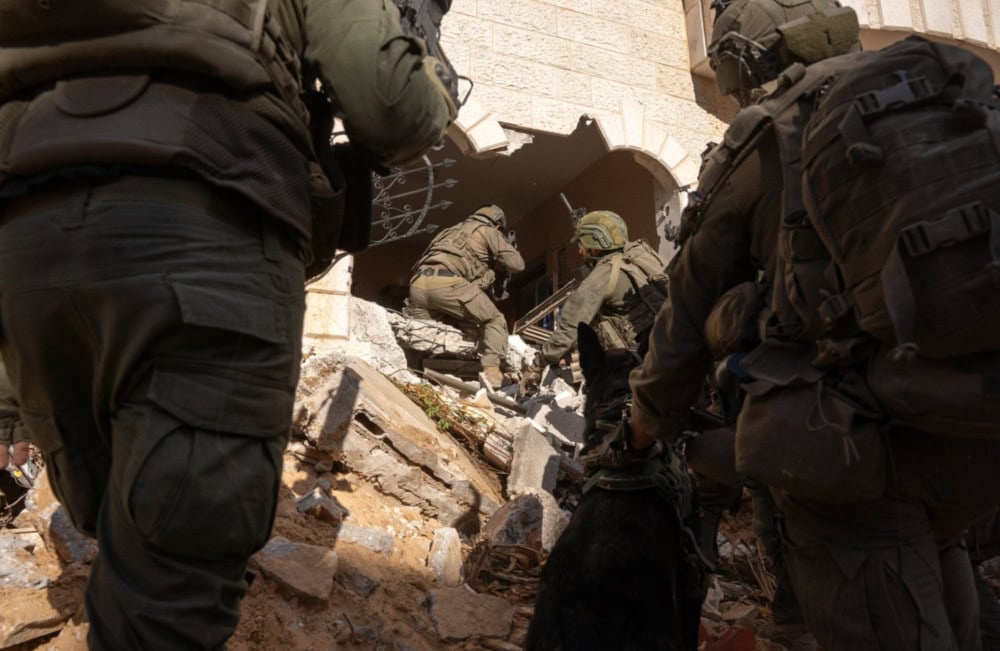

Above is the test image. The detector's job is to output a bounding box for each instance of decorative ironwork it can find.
[369,147,456,247]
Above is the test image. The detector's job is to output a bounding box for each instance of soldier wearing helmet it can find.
[408,205,524,387]
[625,1,989,648]
[0,0,456,645]
[538,211,667,365]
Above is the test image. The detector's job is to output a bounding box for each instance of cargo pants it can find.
[0,175,306,650]
[772,427,1000,651]
[408,272,508,367]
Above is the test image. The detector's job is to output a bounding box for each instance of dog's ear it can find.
[577,322,605,384]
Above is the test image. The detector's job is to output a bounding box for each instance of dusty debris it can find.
[428,586,514,641]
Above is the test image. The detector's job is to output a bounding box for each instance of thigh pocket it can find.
[456,285,500,325]
[124,369,291,560]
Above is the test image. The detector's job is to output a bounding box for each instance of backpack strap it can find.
[604,254,623,302]
[880,202,1000,350]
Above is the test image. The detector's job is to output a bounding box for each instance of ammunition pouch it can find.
[735,341,887,503]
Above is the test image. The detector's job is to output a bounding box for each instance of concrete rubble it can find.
[429,586,514,641]
[0,297,616,649]
[295,487,349,525]
[252,537,339,603]
[427,527,464,587]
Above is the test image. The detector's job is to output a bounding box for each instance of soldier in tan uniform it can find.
[408,205,524,387]
[539,211,667,364]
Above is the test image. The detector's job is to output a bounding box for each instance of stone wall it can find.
[441,0,731,170]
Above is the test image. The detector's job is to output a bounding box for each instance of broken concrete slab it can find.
[387,313,476,357]
[296,488,349,525]
[429,586,513,641]
[527,403,586,446]
[337,298,414,378]
[481,491,569,554]
[504,335,537,373]
[507,425,560,498]
[338,523,395,557]
[427,527,463,587]
[295,359,502,524]
[0,587,70,648]
[252,536,338,604]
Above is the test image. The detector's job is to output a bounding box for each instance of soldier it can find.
[538,211,667,365]
[619,0,1000,648]
[408,205,524,388]
[0,1,455,647]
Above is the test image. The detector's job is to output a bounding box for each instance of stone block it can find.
[49,506,98,565]
[429,587,514,641]
[879,0,913,30]
[338,523,395,557]
[558,10,635,53]
[478,0,559,32]
[482,491,569,553]
[921,0,954,35]
[253,537,338,604]
[508,424,560,496]
[296,488,349,525]
[427,527,464,587]
[960,0,989,44]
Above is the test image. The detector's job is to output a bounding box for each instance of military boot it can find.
[482,366,504,390]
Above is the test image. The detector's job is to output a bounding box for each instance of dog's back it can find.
[525,324,699,650]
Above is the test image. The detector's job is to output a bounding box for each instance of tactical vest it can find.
[0,0,329,244]
[600,240,669,341]
[416,218,491,283]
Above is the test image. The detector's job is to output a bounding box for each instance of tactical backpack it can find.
[759,36,1000,441]
[801,36,1000,359]
[604,240,669,336]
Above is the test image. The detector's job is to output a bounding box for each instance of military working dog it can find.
[525,323,706,651]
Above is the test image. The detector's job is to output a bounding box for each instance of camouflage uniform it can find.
[540,240,666,363]
[629,1,989,648]
[408,207,524,369]
[0,1,453,648]
[541,211,667,364]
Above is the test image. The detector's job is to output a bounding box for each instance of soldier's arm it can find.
[540,269,607,364]
[628,159,763,445]
[485,228,525,273]
[294,0,455,167]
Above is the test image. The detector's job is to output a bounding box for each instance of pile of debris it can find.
[0,297,815,650]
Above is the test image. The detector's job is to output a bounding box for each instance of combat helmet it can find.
[573,211,629,251]
[708,0,860,103]
[472,204,507,229]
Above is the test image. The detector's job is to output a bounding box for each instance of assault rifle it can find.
[392,0,468,108]
[560,192,586,227]
[493,229,518,301]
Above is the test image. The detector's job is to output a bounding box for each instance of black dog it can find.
[525,323,706,651]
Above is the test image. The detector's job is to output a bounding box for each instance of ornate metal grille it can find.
[368,147,457,247]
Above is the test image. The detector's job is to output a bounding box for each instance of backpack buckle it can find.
[855,70,934,118]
